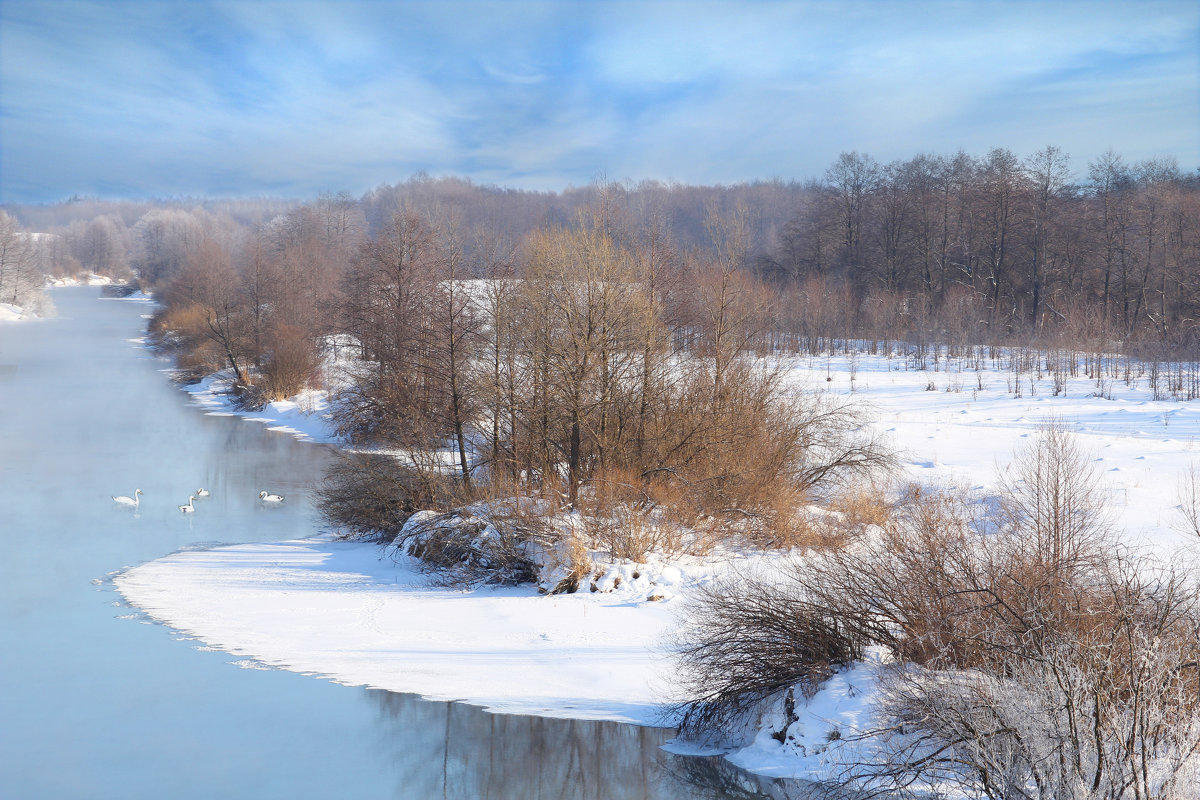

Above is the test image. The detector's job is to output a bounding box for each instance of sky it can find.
[1,0,1197,204]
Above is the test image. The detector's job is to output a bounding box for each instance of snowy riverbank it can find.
[115,350,1200,783]
[3,274,135,322]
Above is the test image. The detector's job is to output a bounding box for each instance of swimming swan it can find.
[179,496,196,513]
[195,488,210,497]
[113,489,142,507]
[258,491,284,503]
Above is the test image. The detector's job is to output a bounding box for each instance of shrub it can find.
[260,323,320,401]
[389,501,559,587]
[671,568,866,738]
[317,452,453,541]
[863,558,1200,800]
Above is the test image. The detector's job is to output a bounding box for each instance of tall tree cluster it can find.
[329,202,885,541]
[765,148,1200,352]
[147,196,367,399]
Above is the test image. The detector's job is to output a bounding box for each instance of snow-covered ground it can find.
[792,353,1199,558]
[3,273,127,322]
[0,302,24,322]
[114,350,1200,783]
[47,272,117,288]
[183,371,337,443]
[116,534,712,723]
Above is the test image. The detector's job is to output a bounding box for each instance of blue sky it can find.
[1,0,1197,203]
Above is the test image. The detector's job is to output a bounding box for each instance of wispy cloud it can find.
[1,0,1196,202]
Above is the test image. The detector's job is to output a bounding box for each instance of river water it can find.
[0,286,812,799]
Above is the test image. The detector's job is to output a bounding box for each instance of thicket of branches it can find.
[322,203,890,569]
[674,423,1200,798]
[765,148,1200,356]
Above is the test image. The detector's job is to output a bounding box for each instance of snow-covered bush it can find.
[386,502,563,587]
[672,567,866,739]
[862,559,1200,799]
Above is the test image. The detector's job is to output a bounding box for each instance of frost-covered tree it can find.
[0,211,44,309]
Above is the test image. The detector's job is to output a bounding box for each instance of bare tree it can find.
[160,235,252,386]
[0,211,43,308]
[426,218,484,490]
[995,417,1111,580]
[1174,460,1200,540]
[520,220,652,505]
[1023,146,1073,332]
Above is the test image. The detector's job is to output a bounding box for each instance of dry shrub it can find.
[317,451,454,541]
[580,507,662,562]
[577,468,690,560]
[646,363,892,550]
[151,302,254,387]
[827,486,892,529]
[393,500,560,587]
[260,323,320,401]
[790,426,1117,670]
[672,567,866,738]
[151,304,227,373]
[151,303,209,342]
[860,556,1200,800]
[674,424,1200,798]
[538,530,593,595]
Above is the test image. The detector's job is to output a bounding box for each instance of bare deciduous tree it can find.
[0,211,43,309]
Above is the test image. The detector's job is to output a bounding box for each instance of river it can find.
[0,286,813,799]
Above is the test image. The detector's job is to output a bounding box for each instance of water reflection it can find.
[366,690,826,799]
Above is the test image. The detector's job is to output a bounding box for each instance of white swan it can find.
[179,496,196,513]
[113,489,142,507]
[195,488,210,497]
[258,490,284,503]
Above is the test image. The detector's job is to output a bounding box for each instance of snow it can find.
[115,535,709,723]
[47,272,116,288]
[0,302,23,322]
[181,370,340,443]
[789,353,1199,560]
[723,647,890,779]
[115,349,1200,784]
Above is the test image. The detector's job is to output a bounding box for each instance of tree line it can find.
[8,146,1199,356]
[765,147,1200,355]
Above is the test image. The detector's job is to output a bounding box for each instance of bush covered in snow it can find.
[385,505,554,587]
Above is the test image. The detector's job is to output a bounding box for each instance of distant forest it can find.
[5,146,1199,357]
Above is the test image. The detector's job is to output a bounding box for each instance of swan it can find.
[179,496,196,513]
[195,488,210,497]
[113,489,142,507]
[258,491,284,503]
